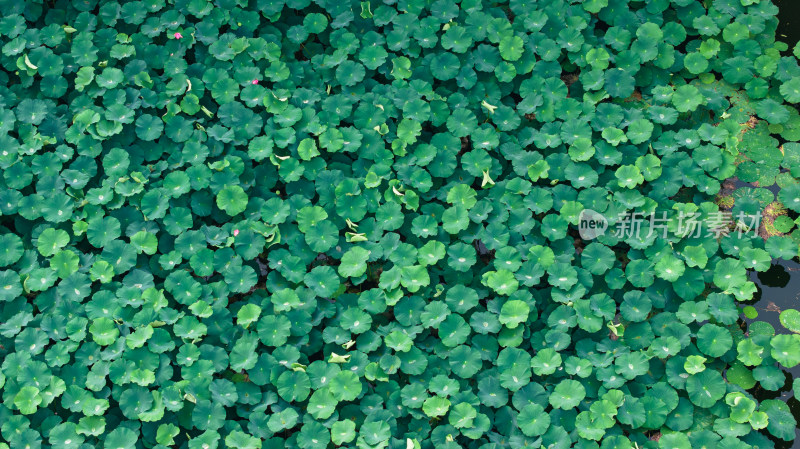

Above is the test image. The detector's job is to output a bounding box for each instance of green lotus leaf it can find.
[125,325,153,349]
[470,311,501,335]
[174,316,208,339]
[384,330,413,352]
[614,351,650,379]
[338,247,370,278]
[188,431,221,449]
[442,207,470,235]
[422,395,451,417]
[236,304,261,329]
[358,421,390,446]
[770,334,800,368]
[340,307,372,334]
[14,386,41,415]
[779,309,800,333]
[549,379,586,410]
[672,84,703,113]
[135,114,164,141]
[304,265,340,298]
[446,108,478,137]
[527,159,550,181]
[267,408,299,433]
[155,424,179,446]
[297,137,319,161]
[276,370,310,403]
[104,427,138,449]
[330,370,362,402]
[659,432,691,449]
[50,249,80,278]
[483,269,519,296]
[331,420,356,445]
[602,127,628,146]
[575,411,605,440]
[499,299,530,329]
[755,364,786,391]
[224,430,261,449]
[737,338,765,367]
[654,254,685,282]
[547,262,577,289]
[761,399,797,441]
[755,98,789,124]
[308,388,338,420]
[162,171,191,198]
[778,183,800,212]
[499,35,524,61]
[681,245,708,268]
[89,317,119,346]
[297,421,330,449]
[0,234,23,267]
[627,119,654,145]
[87,216,121,248]
[0,270,22,302]
[726,392,756,424]
[696,324,733,358]
[36,228,69,257]
[620,292,652,322]
[49,422,84,449]
[685,370,726,408]
[780,78,800,103]
[580,243,614,275]
[130,230,158,255]
[722,21,750,44]
[684,52,709,74]
[739,248,771,272]
[257,314,291,347]
[335,61,365,86]
[676,301,710,324]
[517,403,550,436]
[400,265,430,292]
[437,314,470,347]
[216,185,248,216]
[223,264,257,293]
[625,259,655,288]
[684,355,707,375]
[448,345,482,378]
[605,68,635,98]
[302,12,328,34]
[713,258,747,290]
[447,402,477,429]
[531,347,562,376]
[418,240,446,266]
[430,52,461,81]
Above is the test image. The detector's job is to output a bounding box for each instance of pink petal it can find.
[174,32,183,39]
[233,229,239,236]
[252,79,259,85]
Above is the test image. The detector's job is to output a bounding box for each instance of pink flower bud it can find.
[174,32,183,39]
[252,79,259,85]
[233,229,239,237]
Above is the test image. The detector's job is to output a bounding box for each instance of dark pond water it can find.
[748,261,800,447]
[775,0,800,51]
[747,2,800,446]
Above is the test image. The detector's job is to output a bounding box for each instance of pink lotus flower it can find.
[252,79,259,85]
[174,32,183,39]
[233,229,239,237]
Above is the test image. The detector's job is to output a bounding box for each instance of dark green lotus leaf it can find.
[686,370,726,408]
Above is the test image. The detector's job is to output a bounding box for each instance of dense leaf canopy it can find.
[2,0,800,449]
